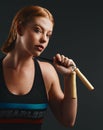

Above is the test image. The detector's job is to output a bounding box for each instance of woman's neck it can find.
[3,51,34,70]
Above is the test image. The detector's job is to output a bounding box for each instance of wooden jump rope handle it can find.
[69,67,94,99]
[73,67,94,91]
[69,72,77,99]
[37,57,94,91]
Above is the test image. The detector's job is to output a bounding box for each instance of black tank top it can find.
[0,57,48,130]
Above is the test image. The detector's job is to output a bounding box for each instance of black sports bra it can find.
[0,57,48,130]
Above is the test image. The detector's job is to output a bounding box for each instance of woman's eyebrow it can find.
[33,24,53,33]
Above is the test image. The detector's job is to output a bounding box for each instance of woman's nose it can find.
[40,34,47,43]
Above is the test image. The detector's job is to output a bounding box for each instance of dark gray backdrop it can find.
[0,1,102,130]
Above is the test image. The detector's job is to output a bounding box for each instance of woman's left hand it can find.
[53,53,76,76]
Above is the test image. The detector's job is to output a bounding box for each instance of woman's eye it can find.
[47,34,52,39]
[34,28,42,33]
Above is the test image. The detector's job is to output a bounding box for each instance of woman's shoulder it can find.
[38,60,56,72]
[37,60,59,93]
[38,60,58,78]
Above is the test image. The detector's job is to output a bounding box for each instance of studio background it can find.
[0,1,102,130]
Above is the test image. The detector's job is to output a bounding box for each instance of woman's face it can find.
[17,17,53,57]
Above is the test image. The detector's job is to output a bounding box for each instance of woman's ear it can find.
[17,23,24,36]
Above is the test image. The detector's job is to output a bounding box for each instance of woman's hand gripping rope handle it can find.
[37,56,94,92]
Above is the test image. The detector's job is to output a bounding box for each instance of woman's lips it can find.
[34,45,44,51]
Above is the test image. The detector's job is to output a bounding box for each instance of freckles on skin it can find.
[32,17,53,53]
[29,17,53,47]
[32,17,53,33]
[18,17,53,57]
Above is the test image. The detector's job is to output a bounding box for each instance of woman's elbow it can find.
[61,117,76,128]
[65,121,75,128]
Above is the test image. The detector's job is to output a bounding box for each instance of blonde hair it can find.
[1,5,54,54]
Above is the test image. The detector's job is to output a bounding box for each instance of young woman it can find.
[0,5,77,130]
